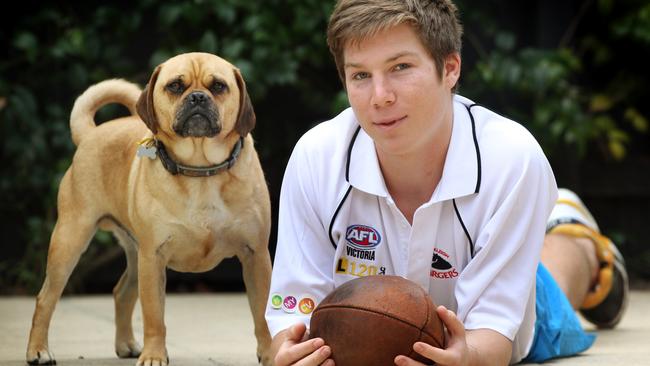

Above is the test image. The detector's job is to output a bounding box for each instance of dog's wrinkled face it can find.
[172,84,221,138]
[136,52,255,139]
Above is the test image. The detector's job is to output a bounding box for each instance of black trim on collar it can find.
[453,198,475,258]
[345,126,362,183]
[327,125,363,249]
[155,137,244,177]
[466,104,482,194]
[329,125,362,249]
[329,185,353,249]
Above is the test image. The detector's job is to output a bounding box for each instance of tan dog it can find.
[26,52,272,366]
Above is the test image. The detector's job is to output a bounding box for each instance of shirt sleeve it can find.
[454,128,558,341]
[265,137,337,337]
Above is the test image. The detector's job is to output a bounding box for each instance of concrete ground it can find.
[0,291,648,366]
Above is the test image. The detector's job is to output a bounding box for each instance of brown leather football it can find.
[309,275,445,366]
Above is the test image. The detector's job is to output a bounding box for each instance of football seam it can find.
[314,304,442,347]
[408,288,435,361]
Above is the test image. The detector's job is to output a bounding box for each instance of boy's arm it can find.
[465,328,513,366]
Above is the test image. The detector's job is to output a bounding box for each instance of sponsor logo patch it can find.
[431,253,452,270]
[430,247,459,279]
[345,225,381,250]
[336,258,386,277]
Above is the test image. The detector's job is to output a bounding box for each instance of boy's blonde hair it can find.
[327,0,463,90]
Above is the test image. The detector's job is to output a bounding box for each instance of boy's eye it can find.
[352,72,370,80]
[394,63,410,71]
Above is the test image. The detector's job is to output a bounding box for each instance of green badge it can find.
[271,294,283,309]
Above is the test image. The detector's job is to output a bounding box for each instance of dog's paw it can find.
[116,339,142,358]
[257,343,273,366]
[258,352,273,366]
[26,348,56,365]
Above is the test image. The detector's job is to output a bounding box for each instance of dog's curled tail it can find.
[70,79,142,146]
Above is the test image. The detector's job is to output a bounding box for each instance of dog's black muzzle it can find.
[174,91,221,138]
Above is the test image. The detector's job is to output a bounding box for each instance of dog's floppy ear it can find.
[137,65,162,134]
[233,68,256,137]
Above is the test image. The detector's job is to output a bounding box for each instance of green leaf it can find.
[150,50,173,69]
[590,94,613,112]
[159,4,184,26]
[598,0,614,14]
[215,3,237,25]
[608,140,626,160]
[495,32,515,51]
[199,31,218,53]
[624,108,648,132]
[221,39,246,59]
[13,32,39,62]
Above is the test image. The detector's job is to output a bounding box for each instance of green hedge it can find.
[1,0,648,293]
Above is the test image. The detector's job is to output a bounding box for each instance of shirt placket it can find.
[381,197,410,278]
[406,203,441,292]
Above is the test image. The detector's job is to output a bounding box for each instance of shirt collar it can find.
[432,95,481,202]
[347,126,389,197]
[346,95,481,202]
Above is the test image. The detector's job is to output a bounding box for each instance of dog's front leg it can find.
[136,248,169,366]
[239,245,273,366]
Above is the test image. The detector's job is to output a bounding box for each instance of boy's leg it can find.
[541,233,598,309]
[542,188,629,328]
[524,189,629,363]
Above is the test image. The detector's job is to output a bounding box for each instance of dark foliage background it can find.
[1,0,649,294]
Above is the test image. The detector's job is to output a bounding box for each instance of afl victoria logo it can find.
[345,225,381,250]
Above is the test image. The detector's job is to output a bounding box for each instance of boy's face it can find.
[343,23,460,158]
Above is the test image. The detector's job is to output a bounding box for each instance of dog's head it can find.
[136,52,255,139]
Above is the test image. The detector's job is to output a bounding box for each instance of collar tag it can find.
[137,137,158,160]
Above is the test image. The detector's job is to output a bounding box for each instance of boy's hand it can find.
[394,305,512,366]
[394,305,469,366]
[273,323,335,366]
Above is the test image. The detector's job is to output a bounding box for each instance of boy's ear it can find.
[444,53,461,90]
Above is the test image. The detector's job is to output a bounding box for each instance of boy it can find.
[266,1,628,365]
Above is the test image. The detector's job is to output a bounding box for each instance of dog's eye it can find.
[210,81,228,95]
[166,81,185,94]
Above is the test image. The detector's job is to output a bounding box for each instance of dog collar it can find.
[153,137,244,177]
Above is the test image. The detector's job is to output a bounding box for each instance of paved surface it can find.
[1,291,649,365]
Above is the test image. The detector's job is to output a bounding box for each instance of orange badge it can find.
[299,297,315,314]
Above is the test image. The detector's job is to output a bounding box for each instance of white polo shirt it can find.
[266,95,558,364]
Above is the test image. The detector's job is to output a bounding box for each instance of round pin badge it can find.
[298,295,316,315]
[270,293,283,310]
[282,295,298,313]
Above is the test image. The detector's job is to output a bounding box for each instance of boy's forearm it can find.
[466,329,513,366]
